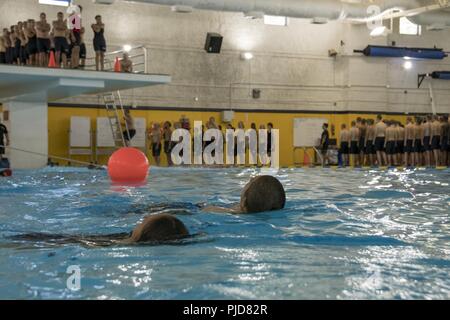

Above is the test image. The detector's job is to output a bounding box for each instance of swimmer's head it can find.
[129,214,189,243]
[240,176,286,213]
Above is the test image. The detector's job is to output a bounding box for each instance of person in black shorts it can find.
[149,123,162,166]
[25,19,38,66]
[122,109,136,146]
[384,120,397,167]
[91,15,107,71]
[36,13,51,67]
[267,123,273,158]
[340,124,350,167]
[0,35,6,64]
[413,118,423,166]
[441,115,449,166]
[349,121,360,166]
[79,27,86,69]
[320,123,330,166]
[163,121,174,166]
[0,120,9,160]
[52,12,70,68]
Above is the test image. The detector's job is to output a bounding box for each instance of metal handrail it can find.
[83,45,148,73]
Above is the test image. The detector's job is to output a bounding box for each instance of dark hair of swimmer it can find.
[239,176,286,213]
[9,214,190,246]
[126,214,189,243]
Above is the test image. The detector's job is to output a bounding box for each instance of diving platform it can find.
[0,65,171,169]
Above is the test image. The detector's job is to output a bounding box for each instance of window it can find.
[38,0,70,6]
[264,15,288,26]
[399,17,422,35]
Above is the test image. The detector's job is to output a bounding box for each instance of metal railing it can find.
[84,45,148,74]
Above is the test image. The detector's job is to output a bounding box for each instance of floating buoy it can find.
[107,147,149,184]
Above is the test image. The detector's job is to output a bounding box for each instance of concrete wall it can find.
[1,0,450,113]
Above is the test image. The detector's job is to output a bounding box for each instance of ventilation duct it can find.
[128,0,450,27]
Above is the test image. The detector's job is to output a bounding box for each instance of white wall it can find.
[1,0,450,113]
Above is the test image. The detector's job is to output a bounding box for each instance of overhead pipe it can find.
[418,71,450,88]
[128,0,450,26]
[354,45,448,60]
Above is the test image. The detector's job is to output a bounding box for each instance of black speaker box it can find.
[205,33,223,54]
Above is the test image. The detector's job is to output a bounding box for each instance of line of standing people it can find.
[339,114,449,167]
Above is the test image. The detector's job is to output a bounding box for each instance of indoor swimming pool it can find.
[0,167,449,299]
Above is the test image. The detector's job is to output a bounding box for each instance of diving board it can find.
[0,65,170,102]
[0,65,171,169]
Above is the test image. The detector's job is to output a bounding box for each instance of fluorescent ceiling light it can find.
[123,45,132,52]
[403,61,413,70]
[264,15,288,26]
[39,0,70,6]
[240,52,254,60]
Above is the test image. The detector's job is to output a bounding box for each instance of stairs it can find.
[102,91,130,148]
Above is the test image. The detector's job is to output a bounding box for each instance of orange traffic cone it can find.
[303,149,310,167]
[48,51,57,68]
[114,57,121,72]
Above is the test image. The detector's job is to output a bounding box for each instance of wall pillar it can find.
[3,101,48,169]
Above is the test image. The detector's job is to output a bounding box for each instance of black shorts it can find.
[14,40,21,60]
[414,139,422,153]
[358,137,365,153]
[375,137,385,152]
[80,43,86,59]
[0,146,4,155]
[72,31,81,46]
[5,48,12,64]
[405,140,413,153]
[20,46,27,63]
[396,141,404,154]
[37,38,50,53]
[441,137,448,152]
[93,36,106,52]
[340,142,349,155]
[164,141,174,154]
[321,144,329,155]
[27,37,37,55]
[0,52,5,64]
[386,141,396,155]
[422,136,430,152]
[123,129,136,142]
[54,37,70,54]
[350,141,359,155]
[152,143,162,157]
[365,141,376,155]
[431,136,441,150]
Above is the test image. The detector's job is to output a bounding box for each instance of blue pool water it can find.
[0,167,449,299]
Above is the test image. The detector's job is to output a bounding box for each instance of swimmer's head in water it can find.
[129,214,189,242]
[239,176,286,213]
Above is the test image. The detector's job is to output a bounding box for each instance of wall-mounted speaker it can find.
[205,33,223,54]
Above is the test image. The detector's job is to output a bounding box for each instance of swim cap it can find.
[240,175,286,213]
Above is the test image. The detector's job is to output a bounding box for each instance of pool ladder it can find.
[103,91,130,148]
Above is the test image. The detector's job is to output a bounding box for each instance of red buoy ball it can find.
[107,147,149,184]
